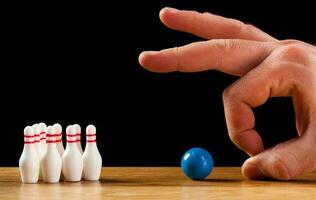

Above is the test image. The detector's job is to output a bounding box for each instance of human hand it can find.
[138,7,316,180]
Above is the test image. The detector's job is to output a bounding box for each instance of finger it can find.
[223,60,295,156]
[159,7,277,42]
[242,130,316,180]
[223,60,316,179]
[139,39,275,76]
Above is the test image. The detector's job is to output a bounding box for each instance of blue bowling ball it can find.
[181,147,214,180]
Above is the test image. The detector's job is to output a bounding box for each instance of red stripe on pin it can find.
[66,134,77,137]
[24,141,34,144]
[47,140,62,143]
[47,133,62,137]
[40,132,46,135]
[40,137,46,140]
[24,135,34,138]
[87,140,96,143]
[66,140,77,143]
[86,134,96,136]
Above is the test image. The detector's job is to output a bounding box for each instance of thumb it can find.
[242,128,316,180]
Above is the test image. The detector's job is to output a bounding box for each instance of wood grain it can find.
[0,167,316,200]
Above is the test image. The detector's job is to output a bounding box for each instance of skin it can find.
[138,7,316,180]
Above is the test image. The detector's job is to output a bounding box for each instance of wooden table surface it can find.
[1,167,316,200]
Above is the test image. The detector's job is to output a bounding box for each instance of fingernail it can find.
[140,51,158,56]
[163,7,179,14]
[242,163,264,179]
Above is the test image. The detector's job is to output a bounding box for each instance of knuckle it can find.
[228,131,242,145]
[202,11,212,16]
[243,24,258,34]
[265,62,288,74]
[222,84,239,106]
[213,39,238,59]
[270,153,293,180]
[277,44,310,64]
[281,44,305,58]
[228,18,258,37]
[208,39,232,67]
[222,86,234,101]
[280,39,300,45]
[228,18,246,35]
[264,62,301,96]
[173,46,182,70]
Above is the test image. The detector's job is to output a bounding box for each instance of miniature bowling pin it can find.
[73,124,83,154]
[41,126,62,183]
[53,123,64,157]
[32,124,43,180]
[62,125,83,182]
[83,125,102,181]
[32,124,42,159]
[39,122,47,156]
[19,126,40,183]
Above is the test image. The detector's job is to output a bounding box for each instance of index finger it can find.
[139,39,275,76]
[160,7,277,42]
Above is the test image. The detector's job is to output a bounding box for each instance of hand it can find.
[138,7,316,180]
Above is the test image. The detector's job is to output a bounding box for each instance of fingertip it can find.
[241,158,264,179]
[138,51,152,68]
[242,158,265,179]
[159,7,179,24]
[138,51,162,72]
[159,7,167,19]
[138,51,147,66]
[139,50,177,73]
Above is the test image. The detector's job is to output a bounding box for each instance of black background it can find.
[1,1,314,166]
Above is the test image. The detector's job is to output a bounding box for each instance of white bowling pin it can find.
[83,125,102,181]
[32,124,43,180]
[19,126,40,183]
[62,125,83,182]
[42,126,62,183]
[39,122,47,156]
[32,124,42,159]
[53,123,64,157]
[73,124,83,154]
